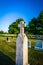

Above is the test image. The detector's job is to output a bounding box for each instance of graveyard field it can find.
[28,39,36,47]
[0,36,43,65]
[28,48,43,65]
[0,37,16,65]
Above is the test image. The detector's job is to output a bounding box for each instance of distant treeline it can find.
[0,30,8,34]
[0,11,43,35]
[8,11,43,35]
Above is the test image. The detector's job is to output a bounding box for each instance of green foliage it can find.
[8,18,24,34]
[8,11,43,35]
[24,25,28,34]
[28,11,43,35]
[37,11,43,34]
[28,18,37,34]
[0,30,4,34]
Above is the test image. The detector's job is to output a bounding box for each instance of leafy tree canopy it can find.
[8,18,24,34]
[28,11,43,35]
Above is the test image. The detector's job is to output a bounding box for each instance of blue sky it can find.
[0,0,43,32]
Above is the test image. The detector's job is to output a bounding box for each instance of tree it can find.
[8,18,24,34]
[0,30,4,34]
[28,11,43,35]
[28,18,37,34]
[37,11,43,34]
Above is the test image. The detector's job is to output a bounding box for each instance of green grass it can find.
[28,48,43,65]
[28,38,36,47]
[0,36,43,65]
[0,38,16,62]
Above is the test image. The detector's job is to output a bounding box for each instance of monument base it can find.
[16,33,28,65]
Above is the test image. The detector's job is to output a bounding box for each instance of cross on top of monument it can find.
[18,21,26,28]
[18,21,26,35]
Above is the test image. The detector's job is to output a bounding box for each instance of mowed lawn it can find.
[0,36,43,65]
[28,39,43,65]
[0,37,16,65]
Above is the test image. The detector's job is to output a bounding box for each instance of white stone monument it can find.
[16,21,28,65]
[35,40,43,50]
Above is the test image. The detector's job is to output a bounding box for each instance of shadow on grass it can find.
[0,51,15,65]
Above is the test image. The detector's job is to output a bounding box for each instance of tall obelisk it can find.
[16,21,28,65]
